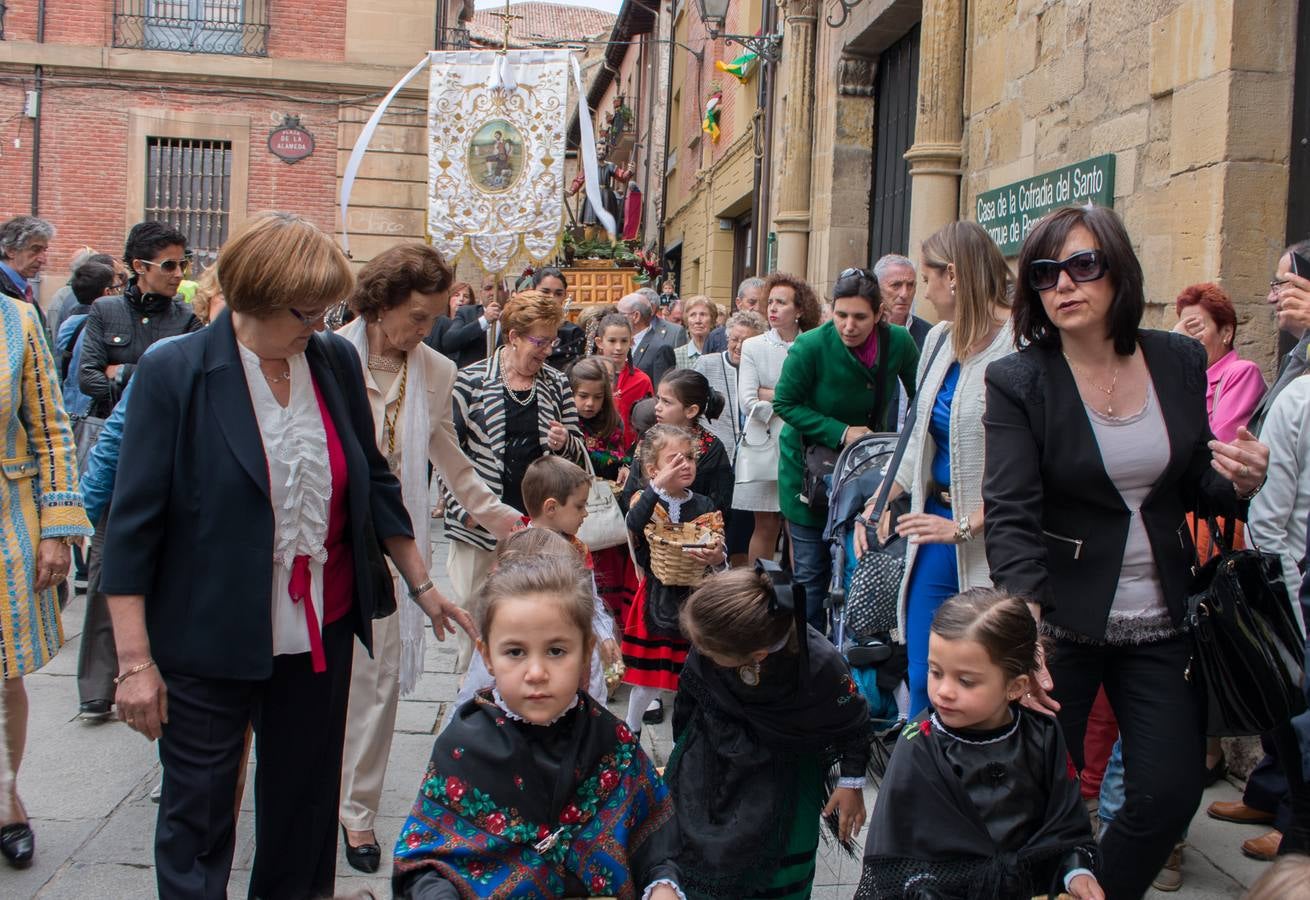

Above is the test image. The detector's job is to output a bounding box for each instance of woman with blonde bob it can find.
[335,244,519,872]
[101,212,474,899]
[856,220,1014,717]
[443,289,588,671]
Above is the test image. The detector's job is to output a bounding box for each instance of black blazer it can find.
[982,330,1244,639]
[631,321,679,387]
[434,304,493,369]
[100,310,413,680]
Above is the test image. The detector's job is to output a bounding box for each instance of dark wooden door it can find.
[868,24,921,262]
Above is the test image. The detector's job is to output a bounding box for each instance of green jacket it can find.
[773,321,919,527]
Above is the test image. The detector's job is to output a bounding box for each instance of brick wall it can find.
[3,82,340,295]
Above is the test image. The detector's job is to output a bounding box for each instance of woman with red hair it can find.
[1174,282,1266,441]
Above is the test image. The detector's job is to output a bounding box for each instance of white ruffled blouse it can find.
[237,343,333,661]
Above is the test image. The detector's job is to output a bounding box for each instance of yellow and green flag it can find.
[702,91,722,143]
[716,51,758,84]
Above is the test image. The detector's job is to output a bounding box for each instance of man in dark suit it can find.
[873,254,929,429]
[618,290,681,386]
[703,276,765,354]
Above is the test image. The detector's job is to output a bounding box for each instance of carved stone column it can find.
[773,0,819,276]
[904,0,965,257]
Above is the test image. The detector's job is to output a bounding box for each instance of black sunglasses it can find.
[838,267,875,280]
[1028,250,1109,292]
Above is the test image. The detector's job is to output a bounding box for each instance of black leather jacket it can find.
[78,281,202,417]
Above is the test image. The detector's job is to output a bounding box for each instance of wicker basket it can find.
[644,507,724,587]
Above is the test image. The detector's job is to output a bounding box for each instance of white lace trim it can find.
[651,484,691,522]
[491,688,581,726]
[236,343,331,569]
[931,707,1022,745]
[642,879,687,900]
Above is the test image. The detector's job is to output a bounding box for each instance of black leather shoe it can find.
[341,824,380,874]
[79,699,112,720]
[641,698,665,725]
[0,823,34,868]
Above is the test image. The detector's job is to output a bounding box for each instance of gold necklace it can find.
[381,359,409,471]
[1062,352,1119,415]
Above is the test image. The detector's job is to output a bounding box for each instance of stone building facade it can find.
[799,0,1303,364]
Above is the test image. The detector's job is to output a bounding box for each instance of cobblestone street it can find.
[7,529,1266,898]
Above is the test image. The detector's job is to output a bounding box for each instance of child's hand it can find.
[601,639,621,667]
[1067,873,1104,900]
[683,539,724,566]
[651,453,692,492]
[647,884,681,900]
[821,786,866,843]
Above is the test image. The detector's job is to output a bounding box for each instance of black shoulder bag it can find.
[801,323,891,513]
[1186,513,1307,736]
[844,329,949,637]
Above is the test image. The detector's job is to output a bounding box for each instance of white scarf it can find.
[340,319,431,695]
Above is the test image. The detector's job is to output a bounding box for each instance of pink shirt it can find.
[1206,349,1266,442]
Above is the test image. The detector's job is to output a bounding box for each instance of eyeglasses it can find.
[287,305,330,327]
[520,333,561,351]
[138,256,192,274]
[1027,250,1109,292]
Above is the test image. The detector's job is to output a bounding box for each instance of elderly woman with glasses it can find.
[443,289,588,670]
[101,212,473,899]
[982,205,1270,897]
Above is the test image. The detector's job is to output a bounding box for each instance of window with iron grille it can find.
[114,0,270,56]
[145,137,232,269]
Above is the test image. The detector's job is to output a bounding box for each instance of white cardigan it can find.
[891,320,1016,641]
[1247,375,1310,633]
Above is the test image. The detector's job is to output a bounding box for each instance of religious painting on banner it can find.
[427,49,568,275]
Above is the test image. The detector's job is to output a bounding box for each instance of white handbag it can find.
[577,476,628,550]
[735,413,782,485]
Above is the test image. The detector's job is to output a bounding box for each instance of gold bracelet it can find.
[114,660,156,686]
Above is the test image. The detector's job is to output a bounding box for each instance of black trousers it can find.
[1049,635,1204,900]
[155,618,355,900]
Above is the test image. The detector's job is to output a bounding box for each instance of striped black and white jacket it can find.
[444,350,587,550]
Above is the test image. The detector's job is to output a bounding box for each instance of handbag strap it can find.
[869,327,950,519]
[719,353,741,444]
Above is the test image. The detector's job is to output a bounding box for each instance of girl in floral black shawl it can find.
[393,534,681,900]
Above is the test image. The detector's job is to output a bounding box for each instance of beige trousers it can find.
[446,539,497,673]
[338,608,401,832]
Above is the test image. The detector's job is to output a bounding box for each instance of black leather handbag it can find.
[1186,515,1307,737]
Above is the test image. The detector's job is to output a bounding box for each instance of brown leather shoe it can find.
[1207,800,1276,825]
[1241,830,1282,861]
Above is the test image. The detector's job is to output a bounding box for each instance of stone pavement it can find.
[9,528,1262,898]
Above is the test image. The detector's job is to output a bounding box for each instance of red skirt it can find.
[593,546,639,625]
[620,579,688,692]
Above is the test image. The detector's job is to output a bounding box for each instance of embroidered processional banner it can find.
[426,49,568,275]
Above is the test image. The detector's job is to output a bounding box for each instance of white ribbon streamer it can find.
[339,54,433,256]
[570,55,617,240]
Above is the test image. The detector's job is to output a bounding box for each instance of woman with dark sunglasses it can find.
[78,221,203,419]
[442,289,588,671]
[981,204,1270,898]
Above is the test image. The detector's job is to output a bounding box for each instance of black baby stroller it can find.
[821,432,908,772]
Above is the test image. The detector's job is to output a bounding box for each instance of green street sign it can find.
[974,154,1116,256]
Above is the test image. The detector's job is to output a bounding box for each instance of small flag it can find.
[716,51,758,84]
[702,91,722,143]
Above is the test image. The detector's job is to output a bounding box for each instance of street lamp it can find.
[695,0,782,64]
